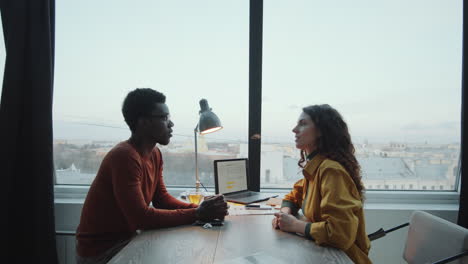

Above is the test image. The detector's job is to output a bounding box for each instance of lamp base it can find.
[195,180,201,192]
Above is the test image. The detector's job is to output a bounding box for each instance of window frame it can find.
[54,0,463,206]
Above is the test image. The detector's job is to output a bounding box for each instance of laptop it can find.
[214,158,277,204]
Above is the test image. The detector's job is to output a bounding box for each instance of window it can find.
[53,1,463,196]
[54,1,249,186]
[261,0,462,191]
[0,19,4,95]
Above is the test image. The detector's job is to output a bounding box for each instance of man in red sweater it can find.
[76,88,228,263]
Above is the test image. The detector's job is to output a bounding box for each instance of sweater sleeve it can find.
[152,176,199,209]
[282,178,305,214]
[308,167,362,250]
[111,150,197,231]
[152,151,198,209]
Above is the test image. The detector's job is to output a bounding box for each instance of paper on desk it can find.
[265,197,282,206]
[228,204,278,216]
[227,201,245,206]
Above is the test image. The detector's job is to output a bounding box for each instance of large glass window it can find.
[54,1,249,186]
[0,19,4,95]
[262,0,462,190]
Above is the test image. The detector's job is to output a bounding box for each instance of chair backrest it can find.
[403,211,468,264]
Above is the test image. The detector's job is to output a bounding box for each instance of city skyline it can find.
[55,138,460,192]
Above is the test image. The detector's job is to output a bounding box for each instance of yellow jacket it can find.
[283,154,371,264]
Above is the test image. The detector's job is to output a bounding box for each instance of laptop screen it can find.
[214,159,248,194]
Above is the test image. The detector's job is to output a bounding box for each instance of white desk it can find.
[109,215,353,264]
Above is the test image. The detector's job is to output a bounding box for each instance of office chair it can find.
[368,211,468,264]
[368,222,409,241]
[403,211,468,264]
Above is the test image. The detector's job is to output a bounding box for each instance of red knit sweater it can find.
[76,141,198,257]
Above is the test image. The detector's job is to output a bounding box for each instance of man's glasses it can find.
[147,114,171,122]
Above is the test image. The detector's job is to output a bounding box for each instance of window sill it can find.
[54,185,460,210]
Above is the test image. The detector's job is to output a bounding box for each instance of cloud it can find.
[288,104,300,110]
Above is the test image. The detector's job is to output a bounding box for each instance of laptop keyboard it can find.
[229,192,257,198]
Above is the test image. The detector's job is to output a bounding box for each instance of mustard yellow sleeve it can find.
[309,167,362,250]
[282,178,305,214]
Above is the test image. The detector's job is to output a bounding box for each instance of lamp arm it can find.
[194,124,200,190]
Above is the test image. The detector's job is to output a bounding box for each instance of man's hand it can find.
[196,195,229,221]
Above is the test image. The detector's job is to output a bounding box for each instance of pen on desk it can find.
[245,204,273,210]
[245,206,273,210]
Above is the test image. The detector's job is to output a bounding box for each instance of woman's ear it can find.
[316,129,322,138]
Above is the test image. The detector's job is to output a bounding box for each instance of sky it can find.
[0,0,463,144]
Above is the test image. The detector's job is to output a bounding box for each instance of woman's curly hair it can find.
[298,104,365,200]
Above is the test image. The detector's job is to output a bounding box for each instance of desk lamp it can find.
[194,99,222,191]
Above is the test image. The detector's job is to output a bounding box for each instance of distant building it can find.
[56,163,95,185]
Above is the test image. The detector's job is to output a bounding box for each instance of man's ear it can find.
[135,117,147,130]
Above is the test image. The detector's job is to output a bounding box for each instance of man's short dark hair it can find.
[122,88,166,132]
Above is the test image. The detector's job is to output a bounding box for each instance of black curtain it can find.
[458,3,467,229]
[0,1,57,263]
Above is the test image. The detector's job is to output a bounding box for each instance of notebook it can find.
[214,158,277,204]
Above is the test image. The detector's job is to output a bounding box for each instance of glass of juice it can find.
[187,190,205,205]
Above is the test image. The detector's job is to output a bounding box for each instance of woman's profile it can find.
[272,104,372,264]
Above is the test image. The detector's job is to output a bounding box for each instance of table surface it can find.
[108,215,353,264]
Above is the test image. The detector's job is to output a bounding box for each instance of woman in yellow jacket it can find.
[272,104,371,264]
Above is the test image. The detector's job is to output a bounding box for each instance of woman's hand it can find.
[280,207,292,214]
[272,206,292,229]
[274,212,307,234]
[272,216,280,229]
